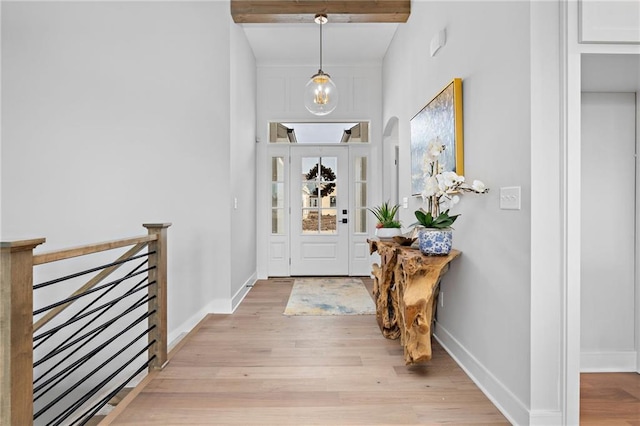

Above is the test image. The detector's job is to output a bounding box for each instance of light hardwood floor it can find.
[581,372,640,425]
[108,277,509,425]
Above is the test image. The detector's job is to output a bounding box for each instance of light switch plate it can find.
[500,186,521,210]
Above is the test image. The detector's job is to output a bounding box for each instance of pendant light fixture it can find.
[304,14,338,116]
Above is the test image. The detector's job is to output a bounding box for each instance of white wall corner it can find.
[530,0,568,423]
[434,325,530,426]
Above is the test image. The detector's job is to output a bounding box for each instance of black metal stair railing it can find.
[32,254,155,425]
[0,223,171,426]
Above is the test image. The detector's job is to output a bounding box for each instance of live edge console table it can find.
[368,239,461,365]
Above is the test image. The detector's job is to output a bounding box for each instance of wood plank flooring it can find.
[108,277,508,425]
[581,372,640,425]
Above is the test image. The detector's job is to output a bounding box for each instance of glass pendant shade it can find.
[304,70,338,116]
[305,14,338,116]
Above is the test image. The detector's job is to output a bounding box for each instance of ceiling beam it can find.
[230,0,411,23]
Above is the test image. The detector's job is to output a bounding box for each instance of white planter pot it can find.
[375,227,402,240]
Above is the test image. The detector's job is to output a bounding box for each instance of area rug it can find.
[284,277,376,316]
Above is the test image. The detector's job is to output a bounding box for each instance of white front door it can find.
[290,146,349,275]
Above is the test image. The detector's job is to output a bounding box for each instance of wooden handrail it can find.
[33,235,157,265]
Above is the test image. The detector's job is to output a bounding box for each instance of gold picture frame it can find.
[410,78,464,195]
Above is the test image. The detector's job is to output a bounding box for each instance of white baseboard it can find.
[167,303,213,345]
[208,274,257,314]
[168,332,188,352]
[529,410,563,425]
[208,297,232,313]
[231,272,256,312]
[580,350,637,372]
[187,274,257,317]
[434,323,529,426]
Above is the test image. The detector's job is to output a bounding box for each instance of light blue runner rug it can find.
[284,277,376,316]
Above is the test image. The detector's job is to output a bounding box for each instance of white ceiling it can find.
[240,23,399,67]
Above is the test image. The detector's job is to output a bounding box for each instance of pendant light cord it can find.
[319,19,323,71]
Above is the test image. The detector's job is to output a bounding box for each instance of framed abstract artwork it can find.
[410,78,464,195]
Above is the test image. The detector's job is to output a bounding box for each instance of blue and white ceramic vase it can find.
[417,228,453,255]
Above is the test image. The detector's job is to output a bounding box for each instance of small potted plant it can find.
[369,201,402,239]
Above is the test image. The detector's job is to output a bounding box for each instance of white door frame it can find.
[265,143,374,277]
[635,91,640,374]
[564,2,640,419]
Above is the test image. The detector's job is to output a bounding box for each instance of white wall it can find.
[383,2,532,423]
[1,1,254,342]
[580,93,636,371]
[230,22,257,306]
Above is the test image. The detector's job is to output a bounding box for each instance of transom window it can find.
[269,122,369,144]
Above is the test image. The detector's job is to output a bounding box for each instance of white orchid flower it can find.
[435,175,448,193]
[441,171,461,188]
[422,156,432,174]
[471,180,486,193]
[419,134,489,221]
[439,194,460,211]
[422,176,439,197]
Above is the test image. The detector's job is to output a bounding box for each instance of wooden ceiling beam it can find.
[230,0,411,23]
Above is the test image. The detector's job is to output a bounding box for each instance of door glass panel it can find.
[355,209,367,233]
[354,182,367,234]
[300,156,338,234]
[272,157,284,181]
[355,156,367,181]
[320,157,337,180]
[320,209,337,232]
[355,182,367,207]
[321,185,337,207]
[272,209,283,234]
[354,156,368,233]
[272,183,284,207]
[302,157,321,180]
[271,156,285,235]
[303,183,320,207]
[302,208,318,233]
